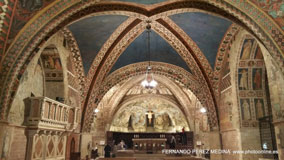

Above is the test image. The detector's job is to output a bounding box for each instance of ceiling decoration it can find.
[68,15,129,73]
[110,30,191,73]
[126,83,173,96]
[170,12,232,68]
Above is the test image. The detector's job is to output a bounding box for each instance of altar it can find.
[107,131,194,153]
[132,138,167,153]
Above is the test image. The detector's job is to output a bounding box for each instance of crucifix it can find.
[146,110,154,126]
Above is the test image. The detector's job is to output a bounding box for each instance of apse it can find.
[109,97,190,133]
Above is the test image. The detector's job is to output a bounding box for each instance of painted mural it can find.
[254,46,264,59]
[254,98,265,119]
[110,98,190,133]
[251,0,284,29]
[40,46,63,83]
[41,55,62,70]
[240,39,254,60]
[1,131,10,159]
[238,69,249,90]
[241,99,251,121]
[237,37,270,127]
[253,68,262,90]
[8,0,54,43]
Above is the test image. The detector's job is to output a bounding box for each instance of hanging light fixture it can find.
[141,23,158,89]
[200,107,207,113]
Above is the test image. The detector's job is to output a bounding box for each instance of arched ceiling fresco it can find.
[68,15,129,73]
[170,12,232,68]
[67,12,231,74]
[110,30,192,73]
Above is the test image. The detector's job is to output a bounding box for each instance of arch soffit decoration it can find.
[83,62,215,132]
[61,28,86,101]
[0,0,283,120]
[213,24,241,95]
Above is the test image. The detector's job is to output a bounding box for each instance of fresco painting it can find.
[241,99,251,120]
[41,55,62,70]
[254,46,263,59]
[254,99,265,119]
[253,68,262,90]
[238,69,249,90]
[240,39,254,60]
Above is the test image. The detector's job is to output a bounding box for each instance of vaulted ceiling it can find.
[67,5,232,75]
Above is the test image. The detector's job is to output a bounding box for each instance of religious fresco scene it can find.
[0,1,284,160]
[110,99,190,133]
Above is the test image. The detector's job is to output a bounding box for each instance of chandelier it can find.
[141,23,158,89]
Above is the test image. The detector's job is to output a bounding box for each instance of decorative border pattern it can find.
[214,24,241,93]
[61,28,85,101]
[0,0,16,60]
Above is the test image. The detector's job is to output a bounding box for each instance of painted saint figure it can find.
[239,69,248,90]
[1,132,10,159]
[242,99,251,120]
[241,40,253,60]
[253,69,262,90]
[256,99,264,118]
[254,47,263,59]
[47,56,55,69]
[54,58,62,70]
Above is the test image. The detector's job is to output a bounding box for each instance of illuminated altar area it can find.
[109,97,190,133]
[86,73,211,158]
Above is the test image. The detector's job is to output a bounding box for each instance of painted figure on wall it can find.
[241,99,251,120]
[254,46,263,59]
[54,58,62,70]
[42,55,62,70]
[240,39,253,60]
[1,132,10,159]
[239,69,248,90]
[253,68,262,90]
[255,99,265,118]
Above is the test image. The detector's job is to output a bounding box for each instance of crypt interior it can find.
[0,0,283,160]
